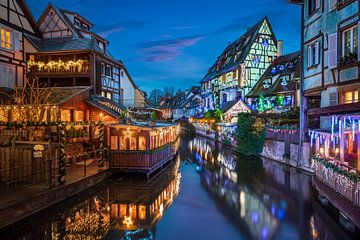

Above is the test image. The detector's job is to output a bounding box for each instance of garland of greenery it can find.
[98,122,105,168]
[58,122,67,184]
[266,125,298,130]
[312,156,360,182]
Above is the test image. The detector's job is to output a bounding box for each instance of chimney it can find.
[277,40,283,57]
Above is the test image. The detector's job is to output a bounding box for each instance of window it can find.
[101,63,105,76]
[307,41,319,67]
[106,92,112,100]
[74,111,84,121]
[342,90,359,104]
[0,64,15,88]
[1,26,13,50]
[110,136,118,150]
[308,0,320,15]
[105,65,111,77]
[342,25,358,57]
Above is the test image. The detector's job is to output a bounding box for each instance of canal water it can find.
[0,136,359,240]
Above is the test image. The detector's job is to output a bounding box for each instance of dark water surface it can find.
[0,136,358,240]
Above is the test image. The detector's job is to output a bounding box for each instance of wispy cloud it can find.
[96,21,149,37]
[135,35,204,62]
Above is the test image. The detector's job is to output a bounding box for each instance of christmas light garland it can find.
[27,59,88,73]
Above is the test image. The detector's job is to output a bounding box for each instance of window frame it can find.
[0,25,13,51]
[341,24,358,58]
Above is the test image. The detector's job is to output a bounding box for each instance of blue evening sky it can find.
[27,0,301,94]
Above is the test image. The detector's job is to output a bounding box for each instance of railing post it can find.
[84,157,86,177]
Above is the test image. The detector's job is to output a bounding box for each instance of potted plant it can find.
[149,112,157,127]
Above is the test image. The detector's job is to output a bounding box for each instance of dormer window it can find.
[74,18,80,28]
[263,79,271,89]
[280,75,290,86]
[81,23,89,30]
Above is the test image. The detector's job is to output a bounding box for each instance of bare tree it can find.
[0,77,54,122]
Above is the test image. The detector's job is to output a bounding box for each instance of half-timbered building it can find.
[200,17,278,111]
[26,3,137,111]
[0,0,41,88]
[247,51,300,113]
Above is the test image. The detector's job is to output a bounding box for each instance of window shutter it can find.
[329,92,338,106]
[328,33,338,69]
[316,0,321,9]
[315,41,320,65]
[14,31,20,52]
[358,22,360,61]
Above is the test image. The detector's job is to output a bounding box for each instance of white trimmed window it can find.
[307,41,319,67]
[342,25,358,57]
[105,65,112,77]
[0,26,13,50]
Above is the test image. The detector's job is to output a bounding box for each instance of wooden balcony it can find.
[307,102,360,117]
[27,62,91,76]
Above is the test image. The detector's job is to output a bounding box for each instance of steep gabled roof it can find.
[247,51,300,98]
[37,3,82,38]
[201,17,277,83]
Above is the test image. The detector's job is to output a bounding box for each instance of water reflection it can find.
[1,136,358,240]
[0,159,181,240]
[183,136,355,240]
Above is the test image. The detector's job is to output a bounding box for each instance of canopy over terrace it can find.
[309,114,360,171]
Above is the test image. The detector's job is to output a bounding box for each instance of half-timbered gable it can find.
[200,17,278,111]
[37,4,79,39]
[0,0,40,88]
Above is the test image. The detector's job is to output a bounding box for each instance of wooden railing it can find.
[313,159,360,207]
[28,62,91,75]
[265,128,299,144]
[110,142,178,171]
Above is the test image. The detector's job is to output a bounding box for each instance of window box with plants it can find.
[339,52,358,67]
[66,127,88,143]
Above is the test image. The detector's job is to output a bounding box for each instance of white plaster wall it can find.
[121,70,135,107]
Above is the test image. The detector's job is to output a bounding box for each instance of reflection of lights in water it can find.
[310,216,318,239]
[123,216,133,228]
[277,208,285,221]
[271,204,276,216]
[240,191,246,218]
[159,203,164,216]
[261,227,268,239]
[196,165,202,172]
[251,211,259,224]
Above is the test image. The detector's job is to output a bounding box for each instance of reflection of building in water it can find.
[189,137,314,240]
[108,159,181,239]
[2,159,181,240]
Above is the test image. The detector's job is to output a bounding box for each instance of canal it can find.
[0,136,358,240]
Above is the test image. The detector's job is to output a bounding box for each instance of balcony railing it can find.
[27,60,91,75]
[313,157,360,207]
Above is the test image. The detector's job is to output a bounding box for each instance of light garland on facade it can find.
[27,59,87,72]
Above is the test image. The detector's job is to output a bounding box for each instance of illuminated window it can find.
[106,92,112,100]
[343,90,359,104]
[129,205,137,219]
[139,205,146,220]
[139,136,146,150]
[119,204,127,218]
[74,111,84,121]
[1,27,12,50]
[61,110,71,122]
[130,136,137,150]
[111,136,118,150]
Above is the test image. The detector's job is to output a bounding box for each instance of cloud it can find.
[96,21,149,37]
[135,35,204,62]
